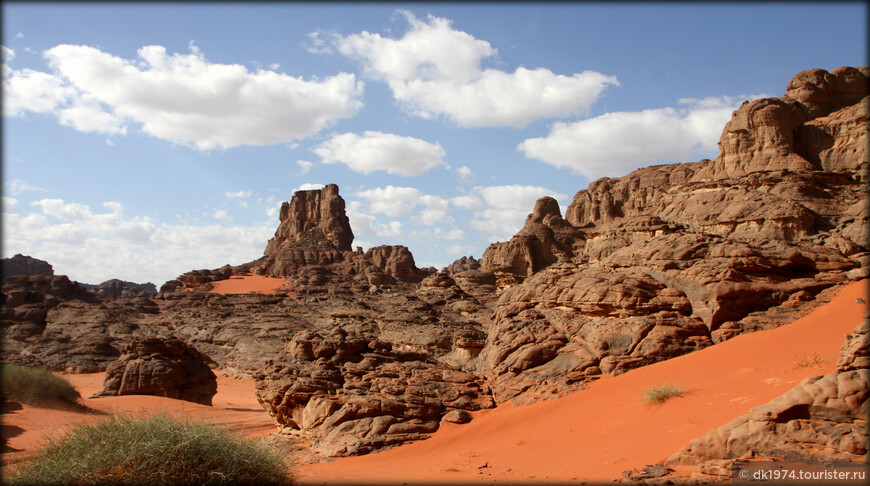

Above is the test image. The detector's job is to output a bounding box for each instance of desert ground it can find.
[3,277,866,484]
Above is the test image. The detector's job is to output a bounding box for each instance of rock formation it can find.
[94,337,218,406]
[254,328,493,456]
[256,184,354,277]
[83,279,158,298]
[479,66,868,403]
[1,254,54,277]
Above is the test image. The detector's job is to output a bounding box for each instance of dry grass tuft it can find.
[792,352,826,370]
[4,412,293,485]
[642,383,688,404]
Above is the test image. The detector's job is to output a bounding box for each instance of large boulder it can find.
[94,337,217,406]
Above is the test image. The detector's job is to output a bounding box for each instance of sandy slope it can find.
[295,279,868,485]
[206,274,290,295]
[2,280,866,484]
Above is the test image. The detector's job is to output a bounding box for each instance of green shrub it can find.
[642,383,687,404]
[6,413,292,485]
[0,363,80,405]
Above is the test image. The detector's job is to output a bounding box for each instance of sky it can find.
[2,2,867,286]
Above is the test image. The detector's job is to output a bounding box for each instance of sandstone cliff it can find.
[480,66,868,403]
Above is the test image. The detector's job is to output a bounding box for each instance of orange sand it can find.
[207,274,290,295]
[1,371,274,466]
[296,279,869,485]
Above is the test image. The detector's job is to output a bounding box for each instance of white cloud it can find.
[518,95,763,181]
[226,190,252,199]
[314,131,446,176]
[456,165,474,183]
[4,43,363,150]
[450,194,483,210]
[293,183,326,192]
[3,196,274,285]
[345,200,404,238]
[352,186,453,237]
[296,159,313,175]
[3,196,18,211]
[417,194,452,226]
[213,209,231,222]
[2,45,14,77]
[6,178,47,196]
[466,185,569,241]
[329,11,618,128]
[356,185,422,217]
[32,198,92,220]
[2,65,75,116]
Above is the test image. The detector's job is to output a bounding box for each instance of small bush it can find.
[642,383,687,404]
[0,363,80,405]
[6,413,292,485]
[792,352,825,370]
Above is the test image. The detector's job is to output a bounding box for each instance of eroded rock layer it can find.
[480,66,868,403]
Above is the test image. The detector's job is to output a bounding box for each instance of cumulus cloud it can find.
[3,197,273,285]
[518,95,763,181]
[296,159,313,175]
[345,200,404,238]
[356,185,425,217]
[465,185,569,241]
[3,43,363,149]
[353,185,453,234]
[327,11,618,128]
[314,131,446,176]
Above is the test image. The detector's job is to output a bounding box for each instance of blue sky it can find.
[2,2,867,285]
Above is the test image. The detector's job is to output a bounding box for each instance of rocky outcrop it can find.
[693,66,868,180]
[478,67,868,404]
[83,279,158,298]
[482,197,584,289]
[254,328,493,457]
[1,275,98,341]
[93,337,218,406]
[256,184,354,277]
[665,319,869,468]
[1,254,54,277]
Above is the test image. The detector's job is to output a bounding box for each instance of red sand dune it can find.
[207,274,291,295]
[295,279,869,485]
